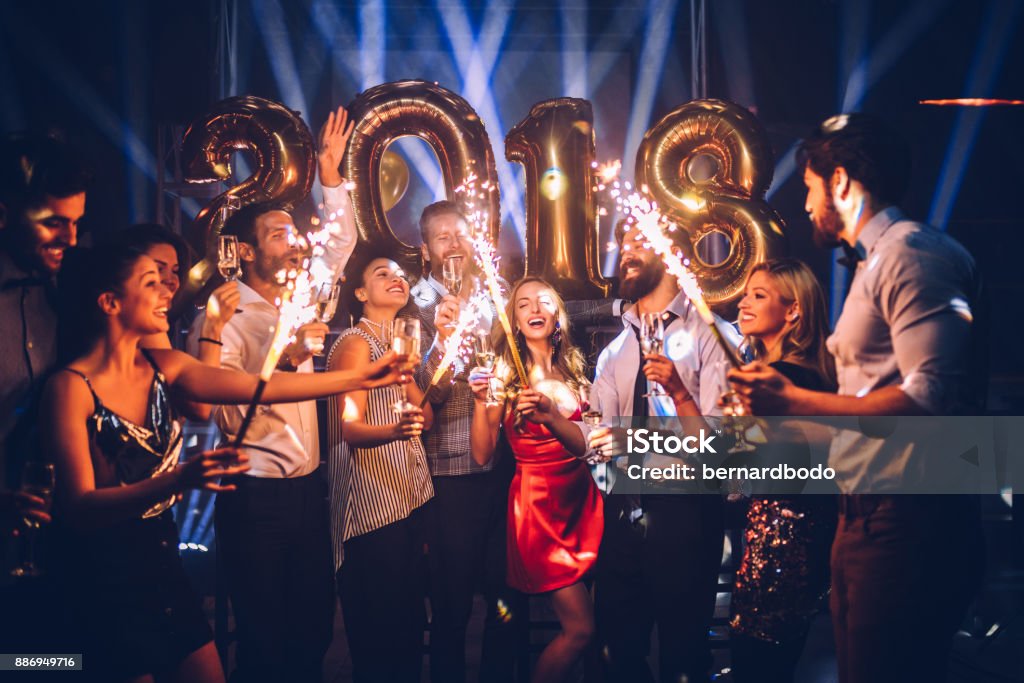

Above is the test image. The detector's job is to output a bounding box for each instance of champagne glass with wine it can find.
[306,281,341,355]
[442,255,464,298]
[639,312,667,397]
[473,330,499,406]
[10,461,55,578]
[218,234,241,282]
[578,382,603,426]
[392,318,421,416]
[714,359,756,453]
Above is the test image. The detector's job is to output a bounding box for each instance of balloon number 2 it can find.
[183,87,784,307]
[180,95,316,305]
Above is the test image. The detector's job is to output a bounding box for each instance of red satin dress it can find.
[503,409,604,594]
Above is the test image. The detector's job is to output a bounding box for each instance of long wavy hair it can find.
[494,277,588,396]
[744,258,836,389]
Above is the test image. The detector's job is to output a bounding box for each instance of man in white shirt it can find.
[187,109,356,683]
[587,221,736,683]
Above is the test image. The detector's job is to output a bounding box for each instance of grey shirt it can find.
[826,207,980,492]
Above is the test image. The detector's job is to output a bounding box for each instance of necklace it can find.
[359,317,391,346]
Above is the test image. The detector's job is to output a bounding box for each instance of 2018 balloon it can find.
[506,98,611,300]
[179,95,316,301]
[635,99,786,307]
[343,80,500,273]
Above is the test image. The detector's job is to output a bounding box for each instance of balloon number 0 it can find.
[184,87,784,306]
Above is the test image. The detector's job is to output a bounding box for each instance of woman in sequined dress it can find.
[469,277,603,683]
[41,244,409,683]
[728,258,838,682]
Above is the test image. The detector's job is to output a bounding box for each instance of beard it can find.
[811,194,843,249]
[253,251,299,283]
[618,256,664,300]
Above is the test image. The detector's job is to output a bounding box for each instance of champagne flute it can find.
[218,234,241,282]
[392,318,421,416]
[473,330,499,406]
[578,382,603,426]
[639,312,667,397]
[10,461,55,578]
[715,359,756,453]
[306,281,341,355]
[442,255,464,297]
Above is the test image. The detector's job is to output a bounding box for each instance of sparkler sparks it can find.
[455,175,531,388]
[599,166,744,368]
[419,292,488,407]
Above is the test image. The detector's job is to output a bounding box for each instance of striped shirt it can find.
[326,327,434,570]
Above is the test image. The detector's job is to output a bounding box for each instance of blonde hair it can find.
[745,259,836,389]
[494,277,588,395]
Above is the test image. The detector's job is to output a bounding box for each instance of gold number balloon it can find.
[179,95,316,299]
[343,80,500,271]
[635,99,786,308]
[505,98,611,300]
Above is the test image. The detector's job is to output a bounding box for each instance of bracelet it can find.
[198,337,223,346]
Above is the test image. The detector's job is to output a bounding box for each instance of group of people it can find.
[0,109,984,683]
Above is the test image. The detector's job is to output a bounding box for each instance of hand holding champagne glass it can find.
[10,461,55,578]
[392,318,421,417]
[715,359,756,453]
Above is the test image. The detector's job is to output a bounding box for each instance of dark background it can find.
[2,0,1022,406]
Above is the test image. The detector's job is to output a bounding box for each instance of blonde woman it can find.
[728,258,837,683]
[469,277,603,683]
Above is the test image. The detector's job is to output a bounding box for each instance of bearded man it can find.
[585,220,739,683]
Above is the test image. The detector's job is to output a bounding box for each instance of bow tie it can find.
[836,243,863,271]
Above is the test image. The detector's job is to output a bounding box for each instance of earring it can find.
[551,320,562,357]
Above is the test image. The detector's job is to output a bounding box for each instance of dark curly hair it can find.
[797,113,911,207]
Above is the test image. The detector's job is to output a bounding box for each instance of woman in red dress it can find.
[469,277,603,683]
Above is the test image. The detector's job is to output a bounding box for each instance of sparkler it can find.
[418,293,487,407]
[602,172,744,369]
[454,175,530,388]
[233,217,341,447]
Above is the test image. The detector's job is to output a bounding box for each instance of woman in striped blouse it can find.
[326,242,435,683]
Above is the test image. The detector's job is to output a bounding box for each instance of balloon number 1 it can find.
[506,98,611,300]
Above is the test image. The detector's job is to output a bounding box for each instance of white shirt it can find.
[187,183,357,478]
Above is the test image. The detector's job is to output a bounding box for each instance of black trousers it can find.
[337,505,429,683]
[830,495,984,683]
[595,494,724,683]
[215,472,335,683]
[427,467,525,683]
